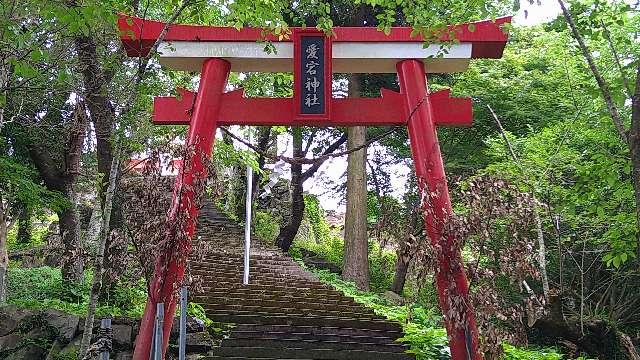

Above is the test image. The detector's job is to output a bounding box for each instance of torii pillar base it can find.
[132,58,230,360]
[398,59,482,360]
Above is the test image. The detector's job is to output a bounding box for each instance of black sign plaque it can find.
[299,36,325,114]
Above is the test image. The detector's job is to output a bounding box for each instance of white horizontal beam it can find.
[157,41,472,73]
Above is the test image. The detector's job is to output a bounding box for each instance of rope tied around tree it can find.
[219,95,428,165]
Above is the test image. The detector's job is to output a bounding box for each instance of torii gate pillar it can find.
[398,59,480,359]
[135,58,230,360]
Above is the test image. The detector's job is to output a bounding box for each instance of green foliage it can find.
[6,223,49,252]
[213,141,260,172]
[52,349,78,360]
[313,268,575,360]
[186,302,213,327]
[253,211,279,244]
[6,267,147,317]
[398,323,450,360]
[311,268,449,359]
[303,194,332,244]
[502,344,565,360]
[0,156,67,217]
[292,196,398,291]
[484,116,637,267]
[367,240,397,292]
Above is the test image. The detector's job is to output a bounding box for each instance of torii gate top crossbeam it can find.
[119,15,510,73]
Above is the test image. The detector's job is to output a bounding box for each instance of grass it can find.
[307,267,578,360]
[5,266,214,328]
[5,266,147,318]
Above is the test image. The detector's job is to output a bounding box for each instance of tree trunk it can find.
[342,75,369,291]
[79,159,119,360]
[617,330,640,360]
[391,207,420,295]
[630,63,640,259]
[16,205,32,245]
[390,253,410,294]
[74,35,114,181]
[85,204,102,247]
[0,56,8,132]
[252,126,272,201]
[0,197,8,304]
[58,190,83,283]
[275,127,304,252]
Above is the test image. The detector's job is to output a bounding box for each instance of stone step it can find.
[191,295,359,307]
[205,313,401,332]
[201,304,376,319]
[198,283,335,294]
[196,298,365,312]
[231,330,402,345]
[197,288,348,301]
[197,287,347,297]
[196,255,298,265]
[192,271,316,283]
[191,264,311,274]
[231,324,404,339]
[192,199,413,359]
[196,279,327,290]
[209,347,414,360]
[191,265,312,276]
[222,338,409,353]
[195,258,299,267]
[192,257,301,266]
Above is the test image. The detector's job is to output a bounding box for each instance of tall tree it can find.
[556,0,640,259]
[26,102,88,282]
[275,129,348,251]
[342,74,370,290]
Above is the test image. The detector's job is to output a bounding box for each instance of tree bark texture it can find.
[79,159,119,359]
[343,125,369,291]
[390,254,409,294]
[390,207,421,294]
[630,62,640,259]
[275,127,304,252]
[58,195,83,283]
[0,198,8,304]
[342,75,369,291]
[16,205,32,244]
[74,35,114,180]
[26,102,87,283]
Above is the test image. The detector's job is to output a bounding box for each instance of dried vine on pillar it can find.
[413,175,545,359]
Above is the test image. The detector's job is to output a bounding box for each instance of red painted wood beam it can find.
[398,59,481,360]
[132,58,230,360]
[118,14,510,59]
[153,88,472,127]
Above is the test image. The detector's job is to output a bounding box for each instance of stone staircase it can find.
[191,199,414,359]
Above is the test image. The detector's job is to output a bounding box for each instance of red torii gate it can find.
[118,15,510,360]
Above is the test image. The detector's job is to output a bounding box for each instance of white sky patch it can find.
[513,0,562,26]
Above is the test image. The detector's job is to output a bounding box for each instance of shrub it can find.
[7,218,54,252]
[6,266,87,302]
[502,344,564,360]
[367,240,397,291]
[6,266,147,317]
[253,211,279,244]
